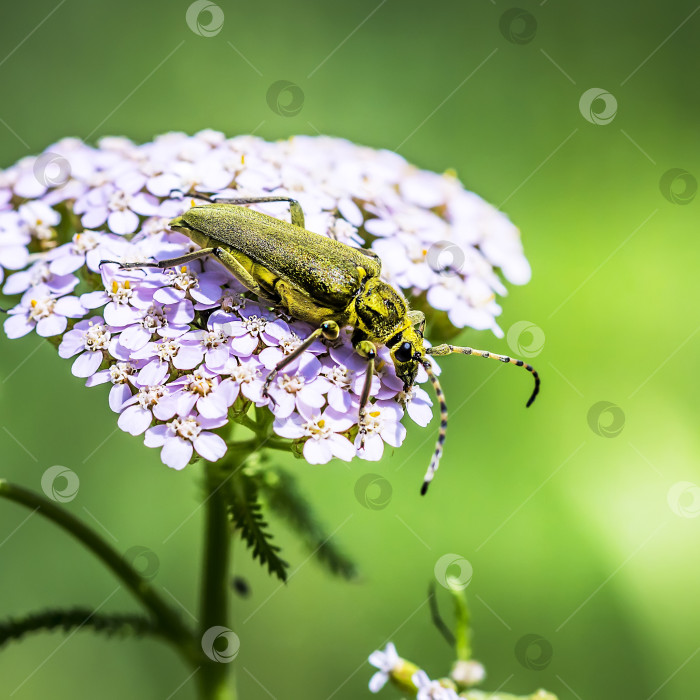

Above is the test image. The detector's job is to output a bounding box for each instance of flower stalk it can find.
[197,459,237,700]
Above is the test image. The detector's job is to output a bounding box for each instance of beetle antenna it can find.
[421,358,447,495]
[426,344,540,408]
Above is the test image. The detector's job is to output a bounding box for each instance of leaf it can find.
[0,608,158,648]
[257,468,358,580]
[227,472,289,582]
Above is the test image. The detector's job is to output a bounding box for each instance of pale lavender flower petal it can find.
[4,314,34,339]
[193,432,227,461]
[71,350,102,377]
[109,383,133,412]
[119,405,153,435]
[36,314,67,337]
[161,436,193,470]
[303,437,333,464]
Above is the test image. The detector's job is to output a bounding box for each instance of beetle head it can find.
[387,324,425,391]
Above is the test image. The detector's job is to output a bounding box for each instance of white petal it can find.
[161,436,193,470]
[303,438,333,464]
[328,433,356,462]
[193,432,227,462]
[118,405,153,436]
[71,351,103,377]
[368,671,389,693]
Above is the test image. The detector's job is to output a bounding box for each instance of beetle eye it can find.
[395,341,413,363]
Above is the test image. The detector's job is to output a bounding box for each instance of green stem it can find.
[460,691,557,699]
[0,479,198,666]
[230,437,292,453]
[197,462,236,700]
[449,582,471,661]
[235,412,259,433]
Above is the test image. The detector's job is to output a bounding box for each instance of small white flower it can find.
[368,642,401,693]
[450,659,486,687]
[412,670,460,700]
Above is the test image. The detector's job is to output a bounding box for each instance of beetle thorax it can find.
[353,277,409,343]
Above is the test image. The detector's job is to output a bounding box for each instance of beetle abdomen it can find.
[173,204,381,311]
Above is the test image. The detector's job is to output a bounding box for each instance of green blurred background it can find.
[1,1,698,698]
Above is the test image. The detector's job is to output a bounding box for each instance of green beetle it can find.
[102,192,539,493]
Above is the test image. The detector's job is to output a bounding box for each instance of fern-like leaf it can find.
[0,608,158,648]
[257,468,358,580]
[227,472,289,582]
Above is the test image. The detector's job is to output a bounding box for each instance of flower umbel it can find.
[0,132,531,474]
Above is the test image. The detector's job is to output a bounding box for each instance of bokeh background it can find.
[1,1,698,698]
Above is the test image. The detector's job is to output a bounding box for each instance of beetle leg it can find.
[357,247,382,263]
[100,246,279,305]
[262,320,340,401]
[99,248,217,270]
[427,343,540,407]
[184,191,306,229]
[353,339,377,449]
[408,310,426,335]
[208,247,278,305]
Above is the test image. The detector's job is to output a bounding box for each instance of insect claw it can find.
[168,188,185,200]
[261,378,277,408]
[358,432,366,451]
[98,259,149,276]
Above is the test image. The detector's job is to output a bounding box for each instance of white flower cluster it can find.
[0,132,529,470]
[369,642,478,698]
